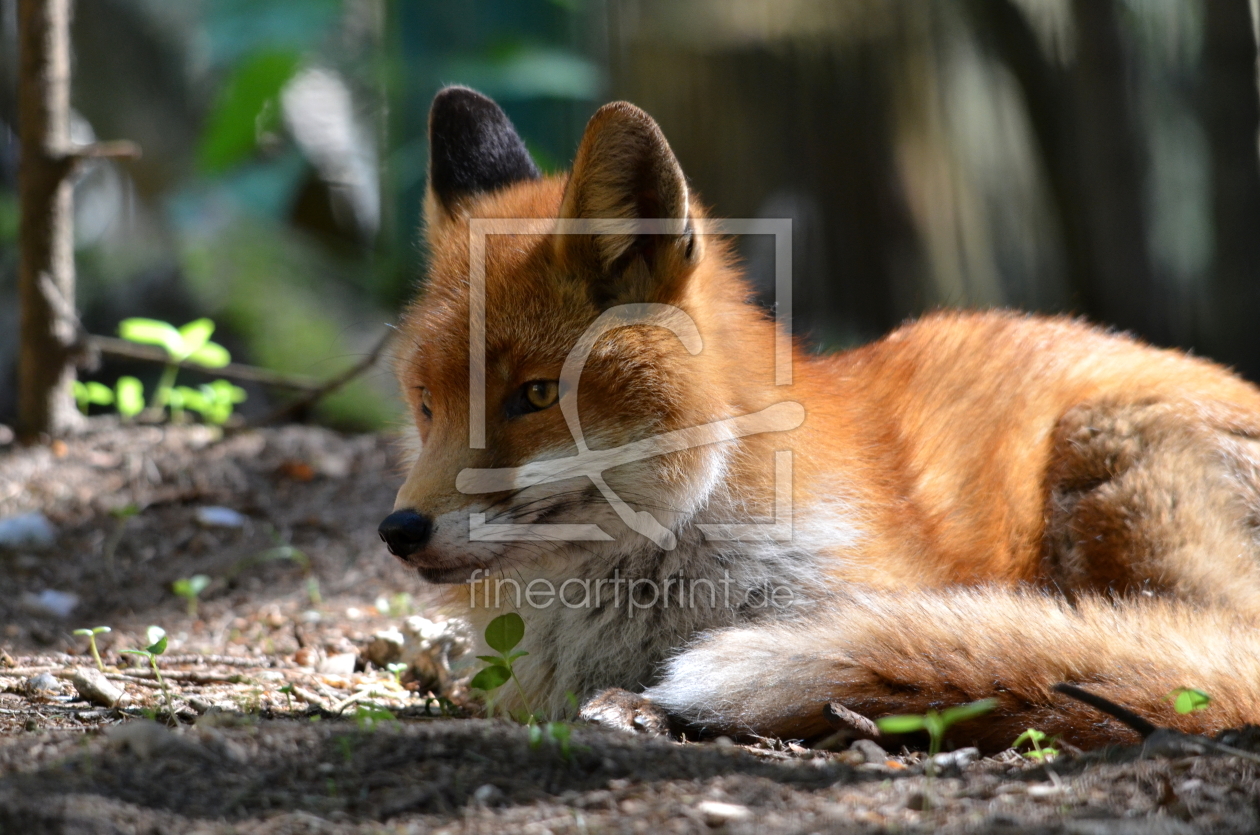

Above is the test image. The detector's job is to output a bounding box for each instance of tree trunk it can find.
[16,0,79,441]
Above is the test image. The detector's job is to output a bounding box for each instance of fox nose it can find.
[378,510,434,557]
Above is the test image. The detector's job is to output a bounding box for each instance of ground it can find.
[1,421,1259,834]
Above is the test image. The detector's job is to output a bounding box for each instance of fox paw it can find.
[580,688,671,736]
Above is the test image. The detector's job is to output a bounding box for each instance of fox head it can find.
[380,87,779,585]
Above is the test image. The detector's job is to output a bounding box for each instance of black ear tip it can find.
[428,86,540,212]
[429,86,500,122]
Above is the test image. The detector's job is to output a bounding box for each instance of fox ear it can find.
[426,86,539,218]
[556,102,701,305]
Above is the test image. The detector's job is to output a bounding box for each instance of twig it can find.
[289,685,329,711]
[159,654,286,668]
[1053,683,1158,737]
[256,328,395,425]
[88,335,320,391]
[1054,682,1260,763]
[117,669,244,684]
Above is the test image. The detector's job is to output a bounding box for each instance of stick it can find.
[88,335,321,391]
[255,327,395,425]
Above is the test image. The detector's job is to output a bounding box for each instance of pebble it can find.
[850,738,888,764]
[696,800,752,823]
[72,667,129,708]
[23,673,62,701]
[20,589,80,618]
[0,512,57,550]
[194,506,247,529]
[318,652,357,675]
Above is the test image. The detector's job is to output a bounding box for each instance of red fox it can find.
[379,86,1260,752]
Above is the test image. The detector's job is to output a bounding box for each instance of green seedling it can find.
[529,720,576,761]
[877,698,999,758]
[1013,728,1060,761]
[279,684,295,712]
[422,694,459,717]
[354,703,397,730]
[72,381,114,415]
[1166,687,1212,714]
[73,626,111,672]
[121,626,175,724]
[386,662,408,686]
[877,698,998,775]
[470,612,534,719]
[169,381,247,425]
[172,574,211,618]
[118,317,231,412]
[115,376,145,420]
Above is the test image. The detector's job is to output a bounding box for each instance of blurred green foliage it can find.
[196,50,301,175]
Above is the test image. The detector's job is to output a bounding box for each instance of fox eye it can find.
[525,380,559,410]
[417,387,433,419]
[506,380,559,418]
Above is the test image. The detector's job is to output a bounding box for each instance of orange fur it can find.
[387,90,1260,750]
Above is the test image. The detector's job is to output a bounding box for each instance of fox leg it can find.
[636,587,1260,751]
[1042,399,1260,618]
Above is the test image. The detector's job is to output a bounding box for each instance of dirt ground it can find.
[2,420,1260,834]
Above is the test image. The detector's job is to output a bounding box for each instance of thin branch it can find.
[255,327,395,425]
[87,335,321,391]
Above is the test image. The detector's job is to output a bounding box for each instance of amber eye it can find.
[418,387,433,419]
[524,380,559,411]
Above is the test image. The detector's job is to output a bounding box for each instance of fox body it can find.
[380,87,1260,751]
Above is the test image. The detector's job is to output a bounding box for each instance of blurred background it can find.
[1,0,1258,430]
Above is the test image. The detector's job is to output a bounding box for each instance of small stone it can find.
[0,512,57,550]
[72,667,129,708]
[318,652,357,675]
[850,738,888,764]
[24,673,62,701]
[194,506,247,529]
[20,590,79,618]
[472,784,504,806]
[930,746,979,771]
[696,800,752,824]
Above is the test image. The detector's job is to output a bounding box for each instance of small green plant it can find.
[115,376,145,419]
[386,662,408,686]
[354,703,397,730]
[470,612,533,719]
[877,698,998,770]
[72,381,114,415]
[172,574,211,618]
[168,381,247,424]
[1013,728,1059,761]
[119,317,231,412]
[529,720,575,760]
[73,376,147,421]
[121,626,175,724]
[1166,687,1212,714]
[73,626,111,672]
[279,684,295,712]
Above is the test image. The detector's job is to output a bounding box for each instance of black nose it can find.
[378,510,434,557]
